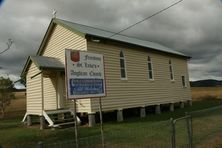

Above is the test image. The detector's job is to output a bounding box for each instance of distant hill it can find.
[190,79,222,87]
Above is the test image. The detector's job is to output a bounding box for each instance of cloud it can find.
[1,0,222,84]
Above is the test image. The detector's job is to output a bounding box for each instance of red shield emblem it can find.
[71,51,80,62]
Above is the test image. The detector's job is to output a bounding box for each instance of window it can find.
[169,59,174,80]
[120,51,127,79]
[147,56,154,80]
[182,76,186,87]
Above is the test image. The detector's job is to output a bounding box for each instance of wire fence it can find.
[190,105,222,147]
[40,120,172,148]
[34,105,222,148]
[104,120,172,148]
[170,105,222,148]
[3,105,222,148]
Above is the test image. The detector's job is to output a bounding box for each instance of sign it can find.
[65,49,106,99]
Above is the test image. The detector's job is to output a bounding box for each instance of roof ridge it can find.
[55,18,153,41]
[55,18,174,49]
[55,18,118,36]
[54,18,189,58]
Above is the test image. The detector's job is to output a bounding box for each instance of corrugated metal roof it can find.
[55,19,189,58]
[30,56,64,70]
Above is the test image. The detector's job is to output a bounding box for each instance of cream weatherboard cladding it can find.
[26,24,92,114]
[25,20,191,118]
[87,42,191,112]
[41,24,91,113]
[43,75,57,110]
[26,63,42,115]
[42,25,87,64]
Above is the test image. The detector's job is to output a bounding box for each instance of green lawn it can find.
[1,100,222,148]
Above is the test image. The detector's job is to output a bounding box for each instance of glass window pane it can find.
[148,63,152,70]
[148,56,151,61]
[120,51,126,79]
[120,59,125,68]
[149,71,153,79]
[169,66,172,72]
[182,76,185,86]
[121,69,126,78]
[171,73,174,80]
[120,51,124,57]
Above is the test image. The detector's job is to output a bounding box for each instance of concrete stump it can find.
[155,105,161,114]
[88,113,96,127]
[117,109,123,122]
[170,103,174,112]
[180,102,185,108]
[40,116,46,130]
[188,100,192,106]
[27,115,32,126]
[140,107,146,118]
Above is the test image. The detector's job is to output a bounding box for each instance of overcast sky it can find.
[1,0,222,88]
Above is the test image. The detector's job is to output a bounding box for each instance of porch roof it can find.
[30,56,64,71]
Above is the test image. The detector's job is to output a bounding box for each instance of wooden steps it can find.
[43,109,80,128]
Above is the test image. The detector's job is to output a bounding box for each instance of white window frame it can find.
[120,50,127,80]
[147,56,154,80]
[169,59,174,81]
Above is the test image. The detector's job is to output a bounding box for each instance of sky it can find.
[0,0,222,88]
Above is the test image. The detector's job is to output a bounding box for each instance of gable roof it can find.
[22,18,190,77]
[21,56,64,77]
[53,18,189,58]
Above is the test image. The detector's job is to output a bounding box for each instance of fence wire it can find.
[190,105,222,147]
[20,105,222,148]
[41,120,171,148]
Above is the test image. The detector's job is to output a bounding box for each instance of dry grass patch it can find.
[191,87,222,101]
[4,91,26,117]
[14,91,26,99]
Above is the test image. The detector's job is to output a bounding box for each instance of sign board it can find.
[65,49,106,99]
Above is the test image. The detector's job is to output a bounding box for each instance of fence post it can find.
[170,118,176,148]
[185,112,193,148]
[189,115,193,148]
[37,141,43,148]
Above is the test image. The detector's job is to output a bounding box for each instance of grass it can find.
[2,88,222,147]
[1,99,222,148]
[191,86,222,100]
[4,91,26,118]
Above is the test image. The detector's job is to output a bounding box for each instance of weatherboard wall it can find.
[42,24,87,64]
[87,41,191,112]
[26,23,191,115]
[41,24,91,113]
[42,73,57,110]
[26,63,42,115]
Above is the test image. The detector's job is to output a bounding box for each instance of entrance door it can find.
[57,72,64,109]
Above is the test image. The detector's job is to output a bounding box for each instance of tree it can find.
[0,77,15,118]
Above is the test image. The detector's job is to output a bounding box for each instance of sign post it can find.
[71,100,78,148]
[99,97,105,147]
[65,49,106,148]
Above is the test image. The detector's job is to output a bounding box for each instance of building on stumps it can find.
[21,18,192,129]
